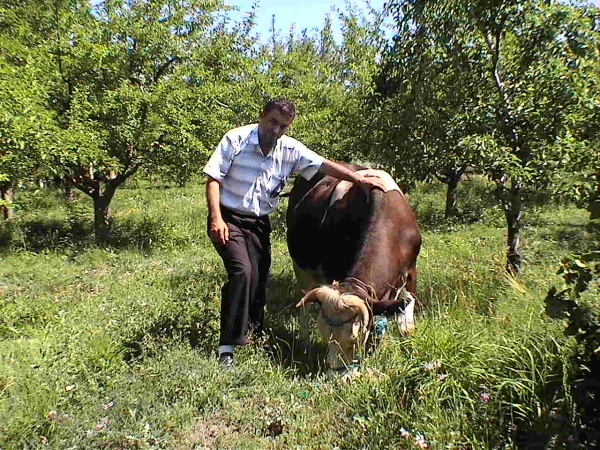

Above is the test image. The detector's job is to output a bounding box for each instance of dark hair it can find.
[263,97,296,118]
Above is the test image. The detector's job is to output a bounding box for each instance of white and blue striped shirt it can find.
[203,124,324,217]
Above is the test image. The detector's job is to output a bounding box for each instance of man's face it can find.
[258,108,294,148]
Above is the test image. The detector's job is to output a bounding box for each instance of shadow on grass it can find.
[0,219,93,252]
[413,179,579,232]
[121,271,221,363]
[0,216,189,254]
[523,221,595,259]
[263,270,328,377]
[118,267,327,377]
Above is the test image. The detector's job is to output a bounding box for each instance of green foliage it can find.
[544,220,600,444]
[253,3,385,162]
[0,46,54,187]
[377,0,599,184]
[0,0,239,239]
[376,0,600,272]
[552,136,600,217]
[409,176,502,229]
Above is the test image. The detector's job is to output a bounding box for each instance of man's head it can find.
[258,97,296,150]
[263,97,296,119]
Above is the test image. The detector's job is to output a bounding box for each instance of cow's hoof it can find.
[398,322,416,335]
[340,369,361,383]
[396,297,416,335]
[327,365,361,382]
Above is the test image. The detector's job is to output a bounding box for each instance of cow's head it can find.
[296,285,370,376]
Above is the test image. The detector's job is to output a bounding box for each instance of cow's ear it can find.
[300,289,308,295]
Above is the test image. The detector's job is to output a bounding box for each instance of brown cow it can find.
[286,162,421,376]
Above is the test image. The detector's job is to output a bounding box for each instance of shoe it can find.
[218,352,234,370]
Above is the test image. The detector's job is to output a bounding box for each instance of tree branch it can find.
[435,173,451,184]
[214,99,231,109]
[154,56,179,82]
[483,13,520,150]
[66,173,99,197]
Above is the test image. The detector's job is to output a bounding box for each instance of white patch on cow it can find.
[329,170,402,208]
[329,180,354,208]
[395,291,416,335]
[356,169,402,193]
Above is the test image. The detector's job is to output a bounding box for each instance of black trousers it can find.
[209,207,271,346]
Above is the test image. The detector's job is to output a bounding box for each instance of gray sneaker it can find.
[218,352,234,370]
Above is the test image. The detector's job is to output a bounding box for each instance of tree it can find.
[0,0,56,219]
[372,0,492,215]
[0,64,51,219]
[1,0,230,241]
[378,0,600,272]
[257,2,386,163]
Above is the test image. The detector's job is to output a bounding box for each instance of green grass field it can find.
[1,178,597,449]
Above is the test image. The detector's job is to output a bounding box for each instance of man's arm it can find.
[319,160,387,192]
[206,176,229,245]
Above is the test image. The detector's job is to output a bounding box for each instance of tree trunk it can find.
[444,172,461,218]
[438,166,465,218]
[0,185,15,220]
[70,168,129,244]
[589,169,600,220]
[92,181,119,244]
[590,200,600,220]
[497,178,523,274]
[93,194,111,243]
[65,178,76,201]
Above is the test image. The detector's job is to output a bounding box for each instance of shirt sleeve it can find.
[203,135,235,182]
[292,141,325,180]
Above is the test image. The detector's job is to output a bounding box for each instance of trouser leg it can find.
[214,224,253,346]
[212,214,271,346]
[246,222,271,335]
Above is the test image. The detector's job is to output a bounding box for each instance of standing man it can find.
[203,97,385,369]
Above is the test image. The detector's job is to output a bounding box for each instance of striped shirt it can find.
[203,124,324,217]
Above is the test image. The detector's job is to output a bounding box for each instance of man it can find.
[203,97,385,369]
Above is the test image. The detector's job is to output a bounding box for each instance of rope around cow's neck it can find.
[339,277,378,303]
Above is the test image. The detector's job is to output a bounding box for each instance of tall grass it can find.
[0,178,596,448]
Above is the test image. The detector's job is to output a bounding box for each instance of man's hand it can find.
[208,216,229,245]
[356,173,387,192]
[319,160,388,193]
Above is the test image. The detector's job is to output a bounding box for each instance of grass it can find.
[0,178,597,448]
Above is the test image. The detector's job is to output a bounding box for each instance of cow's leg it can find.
[395,292,415,335]
[292,262,318,293]
[406,266,418,294]
[396,267,417,335]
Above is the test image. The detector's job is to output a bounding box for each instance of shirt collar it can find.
[248,125,260,146]
[249,124,283,157]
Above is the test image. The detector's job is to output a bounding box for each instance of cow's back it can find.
[286,162,373,282]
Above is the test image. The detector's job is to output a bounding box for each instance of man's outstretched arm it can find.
[319,160,387,192]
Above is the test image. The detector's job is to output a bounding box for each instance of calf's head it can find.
[296,285,370,374]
